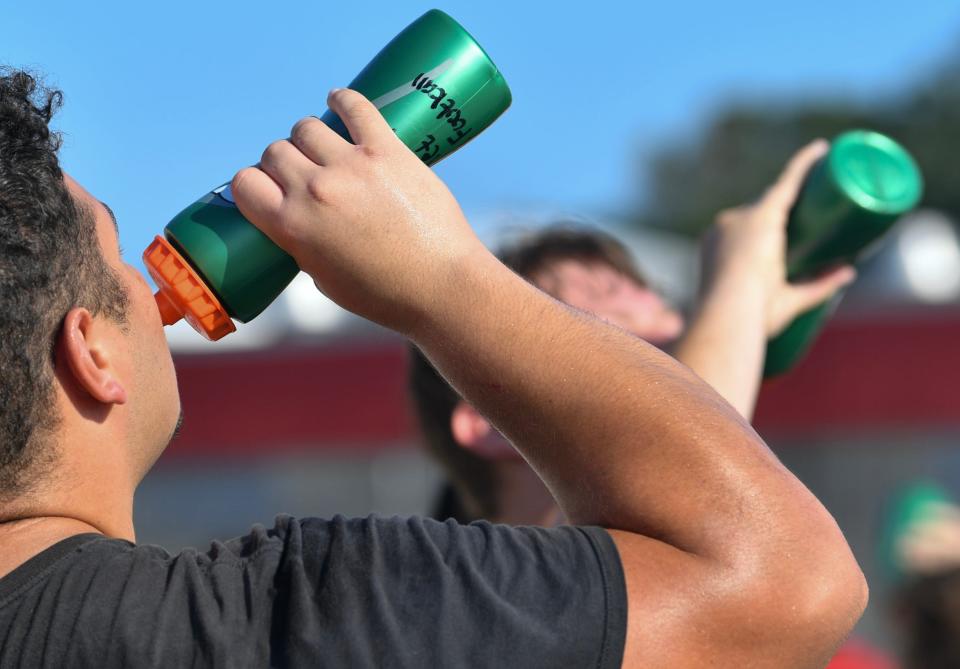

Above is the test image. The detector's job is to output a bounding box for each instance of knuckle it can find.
[356,143,383,161]
[337,91,370,119]
[261,140,287,165]
[231,167,255,194]
[329,88,356,112]
[290,116,318,146]
[306,174,330,202]
[346,98,368,118]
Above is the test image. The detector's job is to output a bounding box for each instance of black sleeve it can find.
[271,516,627,668]
[71,515,627,668]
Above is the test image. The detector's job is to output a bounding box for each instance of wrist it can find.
[404,243,512,345]
[701,261,768,310]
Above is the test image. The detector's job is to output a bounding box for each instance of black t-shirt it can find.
[0,515,626,668]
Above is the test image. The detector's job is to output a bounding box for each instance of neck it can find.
[492,460,563,527]
[0,515,109,581]
[0,473,137,543]
[42,439,138,542]
[0,449,136,578]
[0,406,140,544]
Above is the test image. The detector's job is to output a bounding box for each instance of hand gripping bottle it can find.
[144,9,511,340]
[764,130,923,377]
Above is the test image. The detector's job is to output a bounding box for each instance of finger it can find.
[289,116,351,166]
[925,520,960,546]
[230,166,285,236]
[762,139,830,213]
[901,528,960,567]
[259,139,317,191]
[783,265,856,316]
[327,88,394,147]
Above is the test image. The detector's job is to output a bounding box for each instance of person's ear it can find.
[450,401,520,460]
[450,401,493,450]
[59,307,127,405]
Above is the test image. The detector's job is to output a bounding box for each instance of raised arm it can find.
[673,141,856,419]
[231,89,866,669]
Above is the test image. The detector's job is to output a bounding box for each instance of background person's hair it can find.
[0,68,127,503]
[408,224,649,522]
[496,225,648,296]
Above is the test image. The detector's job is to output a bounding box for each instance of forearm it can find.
[672,266,767,420]
[409,250,836,563]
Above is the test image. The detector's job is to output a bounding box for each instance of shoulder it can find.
[291,514,619,562]
[69,515,619,580]
[19,519,625,668]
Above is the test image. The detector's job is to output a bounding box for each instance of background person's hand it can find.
[896,501,960,576]
[230,88,489,336]
[700,139,857,337]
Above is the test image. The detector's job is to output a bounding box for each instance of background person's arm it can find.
[231,89,867,669]
[672,141,856,419]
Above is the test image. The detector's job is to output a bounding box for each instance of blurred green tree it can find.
[637,49,960,235]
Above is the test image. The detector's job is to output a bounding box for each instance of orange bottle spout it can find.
[154,289,183,326]
[142,235,237,341]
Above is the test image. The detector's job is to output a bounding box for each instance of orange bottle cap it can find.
[143,235,236,341]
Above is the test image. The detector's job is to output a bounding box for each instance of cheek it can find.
[127,271,175,370]
[551,285,597,313]
[619,290,682,338]
[124,267,162,326]
[654,312,685,342]
[625,287,666,311]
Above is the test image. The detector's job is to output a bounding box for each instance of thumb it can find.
[770,266,856,335]
[327,88,395,147]
[762,139,830,214]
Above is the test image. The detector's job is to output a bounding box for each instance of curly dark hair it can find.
[0,68,127,504]
[408,225,649,522]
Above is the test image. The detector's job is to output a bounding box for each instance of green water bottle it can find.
[763,130,923,377]
[145,9,511,340]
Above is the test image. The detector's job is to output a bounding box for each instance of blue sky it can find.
[5,0,959,272]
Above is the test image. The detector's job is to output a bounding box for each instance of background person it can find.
[883,483,960,668]
[411,145,855,525]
